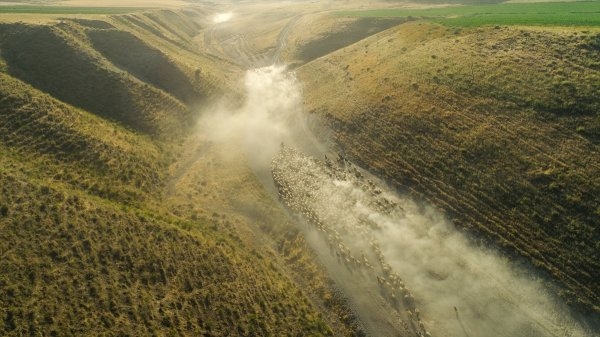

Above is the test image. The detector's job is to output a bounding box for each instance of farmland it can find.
[0,6,148,14]
[337,1,600,26]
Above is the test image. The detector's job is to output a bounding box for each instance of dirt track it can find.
[181,2,598,336]
[196,5,436,336]
[203,8,302,67]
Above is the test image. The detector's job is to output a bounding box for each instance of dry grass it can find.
[299,22,600,314]
[0,72,164,204]
[0,8,353,336]
[0,22,191,138]
[163,134,363,336]
[0,163,333,336]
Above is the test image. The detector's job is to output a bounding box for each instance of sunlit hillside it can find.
[299,21,600,314]
[0,7,357,336]
[1,0,599,336]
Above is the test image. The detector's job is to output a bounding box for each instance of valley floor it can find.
[1,0,599,336]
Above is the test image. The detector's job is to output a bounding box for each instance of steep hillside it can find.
[0,166,332,336]
[88,29,198,104]
[110,9,240,95]
[299,22,600,314]
[0,9,354,336]
[0,23,193,138]
[0,77,343,335]
[289,16,407,65]
[0,73,162,205]
[264,12,407,67]
[0,7,241,139]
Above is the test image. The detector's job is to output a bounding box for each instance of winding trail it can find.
[271,146,594,337]
[204,12,302,67]
[190,6,596,337]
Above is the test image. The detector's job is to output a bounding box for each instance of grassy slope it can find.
[0,22,191,138]
[0,9,235,140]
[0,165,330,336]
[87,28,199,104]
[0,73,163,205]
[294,17,407,65]
[108,9,240,102]
[162,136,363,336]
[0,10,349,336]
[299,22,600,313]
[276,12,409,67]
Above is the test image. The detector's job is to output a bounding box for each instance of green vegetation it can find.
[0,6,147,14]
[299,22,600,313]
[338,1,600,26]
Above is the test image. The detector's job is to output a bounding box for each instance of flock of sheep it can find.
[271,144,432,337]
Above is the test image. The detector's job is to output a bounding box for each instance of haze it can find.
[1,0,598,336]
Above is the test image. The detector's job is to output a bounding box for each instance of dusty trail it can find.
[195,61,413,335]
[271,146,595,337]
[204,8,302,68]
[303,222,417,337]
[191,5,597,337]
[272,14,301,64]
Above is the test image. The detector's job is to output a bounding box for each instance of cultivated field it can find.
[0,6,146,14]
[338,1,600,26]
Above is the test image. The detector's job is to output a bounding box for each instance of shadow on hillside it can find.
[296,17,407,65]
[87,29,199,104]
[0,23,191,137]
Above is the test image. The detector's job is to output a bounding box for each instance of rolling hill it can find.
[2,1,600,335]
[298,21,600,314]
[0,8,358,336]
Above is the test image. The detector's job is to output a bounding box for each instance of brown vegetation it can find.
[299,22,600,313]
[0,9,352,336]
[0,166,334,336]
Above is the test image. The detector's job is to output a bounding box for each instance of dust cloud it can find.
[198,65,324,176]
[213,11,234,24]
[199,64,596,337]
[374,194,593,337]
[271,144,596,337]
[273,148,592,337]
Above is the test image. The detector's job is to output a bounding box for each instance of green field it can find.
[0,6,148,14]
[337,1,600,26]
